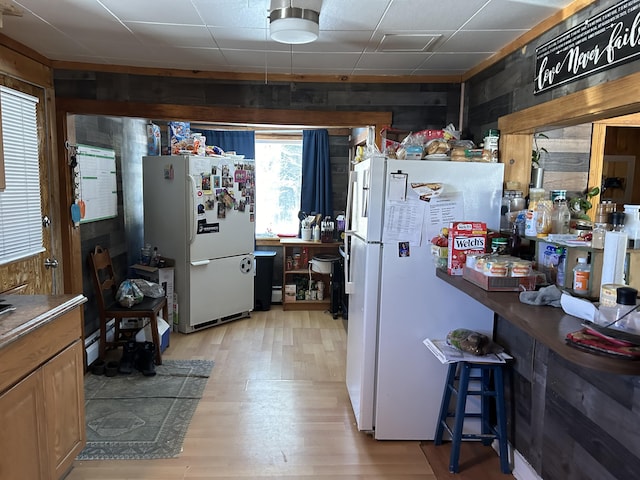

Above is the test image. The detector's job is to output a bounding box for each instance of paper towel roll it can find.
[601,231,627,286]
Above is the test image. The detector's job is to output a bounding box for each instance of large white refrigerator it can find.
[344,155,504,440]
[143,154,255,333]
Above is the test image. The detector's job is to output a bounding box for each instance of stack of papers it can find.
[423,338,510,364]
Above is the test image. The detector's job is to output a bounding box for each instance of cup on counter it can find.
[301,227,311,241]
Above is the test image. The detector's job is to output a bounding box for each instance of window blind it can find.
[0,86,44,265]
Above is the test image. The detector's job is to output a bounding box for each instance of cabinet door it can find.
[0,369,49,479]
[42,340,85,479]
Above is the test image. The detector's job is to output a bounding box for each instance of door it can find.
[189,254,254,327]
[345,234,381,432]
[0,77,56,295]
[188,156,254,262]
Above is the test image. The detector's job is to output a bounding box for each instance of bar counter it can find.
[435,268,640,375]
[437,268,640,480]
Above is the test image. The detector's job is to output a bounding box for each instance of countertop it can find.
[0,294,87,349]
[435,269,640,375]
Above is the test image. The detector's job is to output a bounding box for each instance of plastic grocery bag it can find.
[131,278,165,298]
[116,279,144,307]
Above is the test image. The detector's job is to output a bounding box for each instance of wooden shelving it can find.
[280,238,341,311]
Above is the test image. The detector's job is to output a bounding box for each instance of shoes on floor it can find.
[118,340,139,374]
[136,341,156,376]
[105,360,119,377]
[91,359,106,375]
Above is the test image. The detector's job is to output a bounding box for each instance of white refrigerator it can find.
[344,155,504,440]
[143,154,255,333]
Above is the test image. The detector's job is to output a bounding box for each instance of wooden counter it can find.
[435,269,640,375]
[0,294,87,480]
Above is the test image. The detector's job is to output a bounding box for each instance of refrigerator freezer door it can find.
[345,235,381,432]
[350,156,386,243]
[188,254,254,328]
[188,156,254,262]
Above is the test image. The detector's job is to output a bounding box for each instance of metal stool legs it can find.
[434,361,511,474]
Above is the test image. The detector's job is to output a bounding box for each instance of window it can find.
[255,139,302,235]
[0,86,43,265]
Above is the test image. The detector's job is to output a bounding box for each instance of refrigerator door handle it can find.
[344,170,356,294]
[191,259,210,266]
[187,174,198,244]
[343,231,355,294]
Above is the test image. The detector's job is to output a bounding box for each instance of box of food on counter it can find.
[447,222,487,275]
[462,266,537,291]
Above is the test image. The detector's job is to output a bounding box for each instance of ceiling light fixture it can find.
[269,0,320,45]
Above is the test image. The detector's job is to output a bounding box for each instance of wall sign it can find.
[535,0,640,94]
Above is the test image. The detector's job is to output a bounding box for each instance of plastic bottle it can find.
[556,248,566,288]
[313,224,321,241]
[591,222,607,249]
[552,199,571,234]
[596,287,638,329]
[573,257,591,296]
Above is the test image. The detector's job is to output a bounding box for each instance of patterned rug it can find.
[77,359,214,460]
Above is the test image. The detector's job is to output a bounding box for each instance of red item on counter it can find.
[447,222,487,276]
[566,328,640,359]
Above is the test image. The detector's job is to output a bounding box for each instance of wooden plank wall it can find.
[496,317,640,480]
[71,115,149,337]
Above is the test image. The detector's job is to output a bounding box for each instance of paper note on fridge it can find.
[382,199,424,245]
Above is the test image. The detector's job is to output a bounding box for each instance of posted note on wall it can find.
[77,144,118,223]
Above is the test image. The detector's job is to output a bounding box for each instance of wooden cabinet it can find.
[281,239,341,311]
[0,295,86,480]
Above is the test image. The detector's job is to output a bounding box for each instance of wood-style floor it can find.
[67,306,509,480]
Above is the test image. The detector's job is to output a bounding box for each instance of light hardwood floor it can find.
[67,307,435,479]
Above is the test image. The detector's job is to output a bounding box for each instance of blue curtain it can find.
[191,129,255,158]
[301,129,333,218]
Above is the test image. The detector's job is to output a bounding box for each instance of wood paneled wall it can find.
[496,317,640,480]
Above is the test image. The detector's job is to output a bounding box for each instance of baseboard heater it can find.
[85,319,115,365]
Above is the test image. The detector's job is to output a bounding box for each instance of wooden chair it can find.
[89,245,166,365]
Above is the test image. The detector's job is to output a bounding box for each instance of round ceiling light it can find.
[269,6,319,44]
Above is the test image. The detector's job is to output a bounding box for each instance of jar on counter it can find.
[536,200,553,237]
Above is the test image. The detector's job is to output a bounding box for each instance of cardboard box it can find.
[131,259,175,324]
[284,284,297,302]
[447,222,487,276]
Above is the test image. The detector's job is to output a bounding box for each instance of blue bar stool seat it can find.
[434,360,511,474]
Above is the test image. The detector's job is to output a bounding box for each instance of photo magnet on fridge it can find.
[399,242,410,257]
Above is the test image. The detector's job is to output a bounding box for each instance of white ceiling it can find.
[2,0,575,77]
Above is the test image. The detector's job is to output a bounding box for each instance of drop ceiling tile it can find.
[356,52,430,70]
[220,49,293,70]
[464,0,565,30]
[292,51,362,69]
[100,0,204,24]
[418,52,490,70]
[377,0,489,30]
[318,0,389,30]
[208,26,286,51]
[293,30,373,53]
[441,30,528,53]
[195,0,268,28]
[127,23,215,48]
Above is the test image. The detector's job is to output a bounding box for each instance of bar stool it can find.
[434,360,511,474]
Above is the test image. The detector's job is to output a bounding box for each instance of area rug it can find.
[77,359,214,460]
